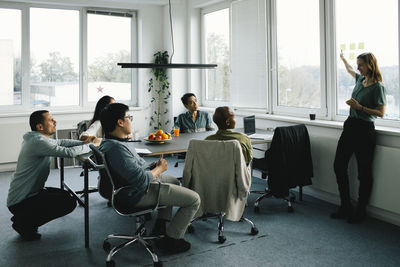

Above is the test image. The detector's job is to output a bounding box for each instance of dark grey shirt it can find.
[99,138,153,207]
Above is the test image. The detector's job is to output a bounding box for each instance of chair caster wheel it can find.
[154,261,163,267]
[106,260,115,267]
[254,206,260,213]
[251,227,259,235]
[218,235,226,243]
[290,196,296,202]
[103,241,111,252]
[187,225,194,233]
[288,206,294,213]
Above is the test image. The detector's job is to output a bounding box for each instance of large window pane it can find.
[204,8,230,102]
[30,8,79,107]
[88,13,131,103]
[0,8,21,105]
[276,0,321,108]
[336,0,399,120]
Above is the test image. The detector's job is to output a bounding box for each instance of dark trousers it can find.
[334,117,376,208]
[8,187,77,230]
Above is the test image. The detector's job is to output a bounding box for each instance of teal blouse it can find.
[349,73,386,122]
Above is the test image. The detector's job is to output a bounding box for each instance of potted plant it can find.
[148,51,171,131]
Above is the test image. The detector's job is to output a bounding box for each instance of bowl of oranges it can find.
[144,129,172,144]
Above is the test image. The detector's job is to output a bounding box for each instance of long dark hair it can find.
[90,95,114,126]
[357,52,383,83]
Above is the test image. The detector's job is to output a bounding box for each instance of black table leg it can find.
[60,158,64,189]
[84,162,89,248]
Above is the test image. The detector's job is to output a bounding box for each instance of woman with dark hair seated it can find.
[79,95,114,141]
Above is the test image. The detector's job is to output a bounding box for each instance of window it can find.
[203,7,230,103]
[30,8,79,107]
[336,0,399,121]
[203,1,267,109]
[87,11,132,103]
[0,8,21,106]
[0,4,137,112]
[274,0,323,113]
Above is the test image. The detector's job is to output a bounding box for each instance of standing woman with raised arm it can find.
[79,95,115,141]
[331,52,386,224]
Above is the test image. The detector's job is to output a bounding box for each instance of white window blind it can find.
[231,0,267,109]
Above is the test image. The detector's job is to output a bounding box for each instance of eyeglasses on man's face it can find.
[124,115,133,122]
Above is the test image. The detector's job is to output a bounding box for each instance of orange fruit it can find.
[156,129,164,136]
[161,133,169,140]
[156,135,163,141]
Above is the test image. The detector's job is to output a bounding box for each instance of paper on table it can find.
[135,148,152,154]
[248,133,273,140]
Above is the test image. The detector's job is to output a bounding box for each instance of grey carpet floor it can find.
[1,156,400,267]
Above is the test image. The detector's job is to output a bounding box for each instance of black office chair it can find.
[182,140,258,243]
[88,144,164,267]
[251,124,313,213]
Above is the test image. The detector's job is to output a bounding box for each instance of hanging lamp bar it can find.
[117,63,217,69]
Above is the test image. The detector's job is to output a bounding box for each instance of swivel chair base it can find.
[252,188,296,213]
[187,212,258,244]
[103,214,163,267]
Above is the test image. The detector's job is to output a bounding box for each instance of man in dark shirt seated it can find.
[174,93,214,133]
[99,103,200,253]
[206,106,253,166]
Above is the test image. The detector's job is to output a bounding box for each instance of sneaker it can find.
[347,208,366,224]
[330,205,353,219]
[12,223,41,241]
[156,235,191,253]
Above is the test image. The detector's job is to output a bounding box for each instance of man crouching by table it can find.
[7,110,100,241]
[99,103,200,253]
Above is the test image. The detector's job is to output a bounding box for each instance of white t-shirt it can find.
[79,120,103,138]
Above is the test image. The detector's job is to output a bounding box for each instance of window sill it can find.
[0,106,144,119]
[199,107,400,138]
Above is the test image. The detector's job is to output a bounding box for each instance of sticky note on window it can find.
[349,53,355,60]
[340,44,346,51]
[358,42,364,49]
[350,43,356,50]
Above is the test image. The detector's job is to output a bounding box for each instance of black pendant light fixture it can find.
[118,0,217,69]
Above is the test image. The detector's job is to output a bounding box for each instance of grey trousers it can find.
[134,174,200,239]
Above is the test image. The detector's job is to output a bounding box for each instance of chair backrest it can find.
[77,120,91,139]
[267,124,313,197]
[89,144,160,216]
[182,139,251,221]
[88,144,114,201]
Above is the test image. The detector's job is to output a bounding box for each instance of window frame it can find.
[200,0,400,128]
[201,1,231,108]
[271,0,327,118]
[0,2,137,114]
[0,2,26,112]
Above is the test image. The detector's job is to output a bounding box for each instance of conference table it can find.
[59,128,273,248]
[133,129,272,156]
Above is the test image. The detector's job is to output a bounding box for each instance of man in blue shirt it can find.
[99,103,200,253]
[174,93,214,133]
[7,110,98,241]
